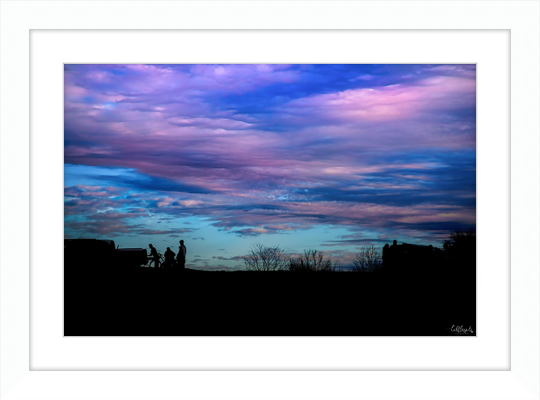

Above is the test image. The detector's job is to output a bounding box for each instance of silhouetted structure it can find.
[64,239,147,269]
[382,240,444,273]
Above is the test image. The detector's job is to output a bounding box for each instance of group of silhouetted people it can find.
[147,240,187,270]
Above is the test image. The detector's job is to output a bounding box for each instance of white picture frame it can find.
[1,1,538,399]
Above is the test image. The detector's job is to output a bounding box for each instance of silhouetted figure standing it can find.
[164,247,175,269]
[177,240,187,270]
[148,244,160,268]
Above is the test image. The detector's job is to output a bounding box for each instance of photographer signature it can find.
[448,325,474,335]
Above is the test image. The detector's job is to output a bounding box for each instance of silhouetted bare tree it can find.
[244,243,289,271]
[289,249,337,272]
[352,246,382,272]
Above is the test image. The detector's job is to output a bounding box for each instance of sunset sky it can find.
[64,64,476,269]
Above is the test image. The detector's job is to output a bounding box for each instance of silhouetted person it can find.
[164,247,175,269]
[148,244,160,268]
[177,240,187,270]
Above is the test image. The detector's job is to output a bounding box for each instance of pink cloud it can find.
[284,76,475,125]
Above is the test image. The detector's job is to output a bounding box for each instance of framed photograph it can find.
[1,1,538,399]
[63,62,476,337]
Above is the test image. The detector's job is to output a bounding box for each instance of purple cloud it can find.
[65,65,476,267]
